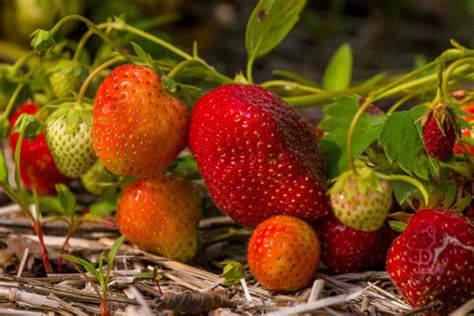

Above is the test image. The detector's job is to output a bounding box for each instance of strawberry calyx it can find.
[328,162,386,199]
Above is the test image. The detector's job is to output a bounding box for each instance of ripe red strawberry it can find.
[189,84,330,227]
[316,215,391,274]
[247,215,320,291]
[116,174,201,262]
[454,102,474,156]
[422,107,457,161]
[9,103,68,195]
[387,209,474,312]
[93,64,189,177]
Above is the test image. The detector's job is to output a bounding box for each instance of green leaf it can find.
[391,180,416,207]
[245,0,306,61]
[220,261,245,286]
[89,195,118,216]
[38,196,63,214]
[30,29,56,54]
[61,254,100,280]
[107,235,125,276]
[388,220,407,233]
[13,114,43,139]
[130,42,156,68]
[0,149,9,185]
[319,95,387,179]
[167,155,201,180]
[322,43,352,91]
[55,184,76,216]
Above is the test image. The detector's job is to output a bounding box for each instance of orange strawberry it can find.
[247,215,320,291]
[93,64,189,177]
[116,174,202,262]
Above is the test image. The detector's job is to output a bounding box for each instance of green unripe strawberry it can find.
[48,60,87,99]
[45,104,96,178]
[81,160,117,196]
[329,164,392,231]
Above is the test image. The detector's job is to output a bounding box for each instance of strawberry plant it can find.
[0,0,473,313]
[62,236,125,316]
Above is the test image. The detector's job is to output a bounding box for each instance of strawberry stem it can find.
[442,58,474,101]
[108,22,192,61]
[9,52,36,74]
[246,56,255,84]
[376,173,430,206]
[76,56,125,107]
[48,15,128,61]
[346,98,374,172]
[31,189,53,274]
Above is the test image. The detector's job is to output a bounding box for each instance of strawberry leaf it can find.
[388,220,407,233]
[246,0,306,61]
[220,260,245,286]
[319,95,387,179]
[55,184,76,216]
[380,106,439,180]
[322,43,352,91]
[0,148,9,185]
[89,195,118,216]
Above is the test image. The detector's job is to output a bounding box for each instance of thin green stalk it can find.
[442,57,474,99]
[108,22,192,60]
[9,52,36,73]
[387,94,416,115]
[167,59,201,79]
[0,82,26,121]
[14,129,25,191]
[49,15,128,61]
[246,57,254,84]
[346,98,373,172]
[376,173,429,206]
[77,56,125,107]
[261,80,323,94]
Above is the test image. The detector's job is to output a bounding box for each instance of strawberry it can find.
[48,60,87,99]
[93,64,189,177]
[454,102,474,156]
[422,106,457,161]
[9,103,68,195]
[329,166,393,231]
[188,84,330,227]
[247,215,320,291]
[80,160,117,196]
[387,209,474,312]
[45,105,96,178]
[316,215,390,274]
[116,174,202,262]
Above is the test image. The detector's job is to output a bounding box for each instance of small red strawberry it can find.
[329,165,393,231]
[422,105,457,161]
[247,215,320,292]
[116,174,202,262]
[9,103,68,195]
[387,209,474,312]
[93,64,189,177]
[189,84,330,227]
[316,215,391,274]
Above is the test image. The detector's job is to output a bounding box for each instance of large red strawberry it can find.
[387,209,474,312]
[93,64,189,177]
[247,215,320,291]
[116,174,202,262]
[422,106,457,161]
[188,84,330,227]
[9,103,68,195]
[316,215,391,274]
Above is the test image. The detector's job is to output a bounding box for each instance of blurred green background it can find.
[0,0,473,82]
